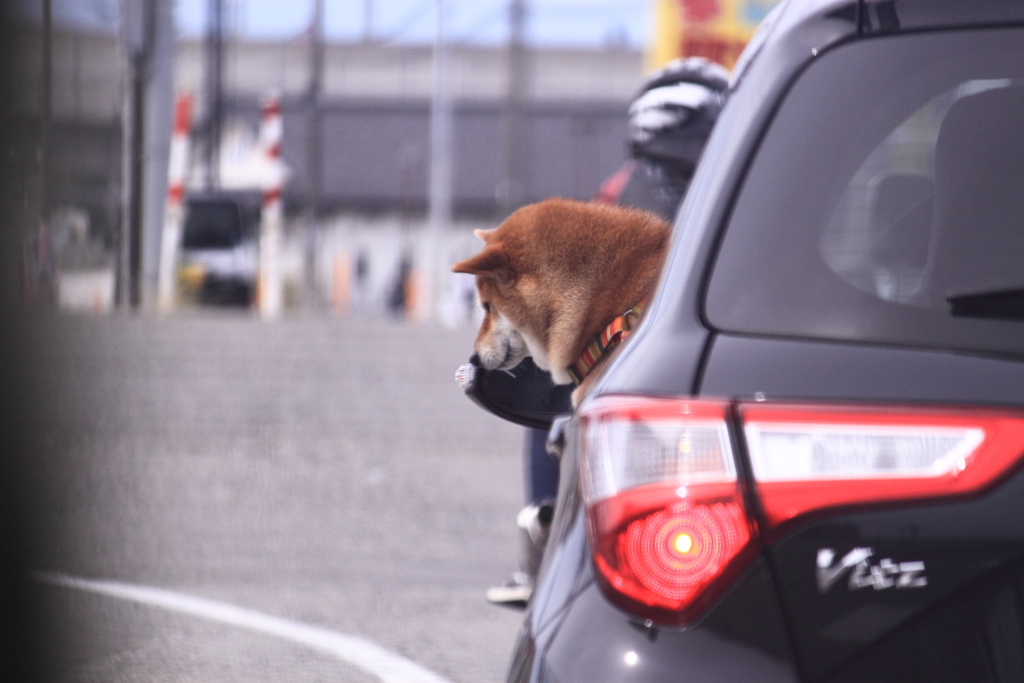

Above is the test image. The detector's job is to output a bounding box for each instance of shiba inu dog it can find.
[451,197,671,403]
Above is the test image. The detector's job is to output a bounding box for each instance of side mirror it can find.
[455,356,573,430]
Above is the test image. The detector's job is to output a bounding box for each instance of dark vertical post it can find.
[306,0,324,306]
[127,53,146,306]
[499,0,527,217]
[120,0,157,308]
[39,0,51,227]
[117,0,134,308]
[204,0,224,190]
[126,0,157,307]
[424,0,453,322]
[428,0,452,230]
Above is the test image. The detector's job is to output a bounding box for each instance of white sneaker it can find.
[486,571,533,607]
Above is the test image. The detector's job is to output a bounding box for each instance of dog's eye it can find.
[481,302,491,314]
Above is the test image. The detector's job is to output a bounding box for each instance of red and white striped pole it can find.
[258,91,284,319]
[158,92,193,311]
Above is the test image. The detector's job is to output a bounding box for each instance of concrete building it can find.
[14,29,643,220]
[177,39,644,103]
[175,38,643,215]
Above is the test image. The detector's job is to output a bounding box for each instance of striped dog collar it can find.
[567,298,647,386]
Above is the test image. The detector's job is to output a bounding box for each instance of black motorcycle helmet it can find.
[618,57,730,219]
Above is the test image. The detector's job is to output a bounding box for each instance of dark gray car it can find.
[466,1,1024,681]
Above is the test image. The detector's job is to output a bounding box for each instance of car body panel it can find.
[534,572,796,683]
[767,464,1024,680]
[701,335,1024,406]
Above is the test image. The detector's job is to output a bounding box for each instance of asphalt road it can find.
[21,312,527,683]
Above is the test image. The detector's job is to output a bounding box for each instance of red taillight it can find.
[591,486,751,610]
[741,403,1024,537]
[578,397,758,625]
[578,396,1024,626]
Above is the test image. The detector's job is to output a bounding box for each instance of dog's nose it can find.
[469,352,481,367]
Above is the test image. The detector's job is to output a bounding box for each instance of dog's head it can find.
[450,225,547,373]
[452,198,670,386]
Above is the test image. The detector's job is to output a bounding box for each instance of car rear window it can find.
[706,28,1024,358]
[182,201,244,249]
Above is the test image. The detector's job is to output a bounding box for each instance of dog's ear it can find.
[473,228,496,242]
[451,246,514,285]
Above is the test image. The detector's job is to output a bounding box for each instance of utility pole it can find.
[40,0,51,231]
[204,0,225,190]
[423,0,453,322]
[305,0,325,307]
[118,0,175,309]
[28,0,55,306]
[142,0,176,307]
[119,0,157,308]
[429,0,452,233]
[499,0,527,217]
[128,6,149,307]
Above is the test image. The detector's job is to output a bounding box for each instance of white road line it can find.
[36,572,454,683]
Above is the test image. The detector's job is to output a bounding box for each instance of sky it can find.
[177,0,652,48]
[31,0,652,49]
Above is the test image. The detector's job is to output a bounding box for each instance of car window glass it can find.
[182,202,244,249]
[706,29,1024,357]
[820,79,1015,306]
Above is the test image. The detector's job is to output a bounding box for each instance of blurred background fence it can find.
[7,0,777,321]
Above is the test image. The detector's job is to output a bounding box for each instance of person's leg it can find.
[525,427,559,504]
[488,428,560,607]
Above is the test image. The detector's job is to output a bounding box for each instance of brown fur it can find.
[451,197,671,404]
